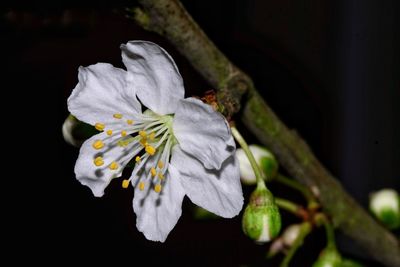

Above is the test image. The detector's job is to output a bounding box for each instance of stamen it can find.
[122,179,130,188]
[150,167,156,177]
[157,160,164,169]
[127,119,134,125]
[145,145,156,156]
[109,161,118,170]
[158,172,164,179]
[135,156,141,163]
[92,140,104,150]
[95,123,105,131]
[139,181,145,191]
[149,132,155,141]
[113,113,123,119]
[94,157,104,166]
[139,131,147,138]
[154,184,162,193]
[121,131,127,137]
[140,138,148,147]
[106,130,113,136]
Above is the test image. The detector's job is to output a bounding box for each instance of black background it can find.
[4,0,399,266]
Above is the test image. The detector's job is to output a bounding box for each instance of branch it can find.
[133,1,400,266]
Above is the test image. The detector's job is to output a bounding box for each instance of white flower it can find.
[67,41,243,242]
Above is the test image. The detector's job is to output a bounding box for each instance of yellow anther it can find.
[109,161,118,170]
[121,131,127,137]
[149,132,155,141]
[145,145,156,156]
[154,184,162,193]
[140,138,148,147]
[150,167,157,177]
[157,160,164,169]
[158,172,165,180]
[95,123,105,131]
[113,113,123,119]
[106,130,113,136]
[139,181,145,191]
[135,156,141,163]
[92,140,104,150]
[127,119,134,125]
[122,179,130,189]
[139,131,147,138]
[94,157,104,166]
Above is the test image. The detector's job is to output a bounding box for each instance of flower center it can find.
[91,110,176,193]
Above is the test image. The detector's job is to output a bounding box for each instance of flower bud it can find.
[369,188,400,230]
[282,223,302,247]
[312,248,342,267]
[242,187,281,243]
[62,115,82,147]
[62,115,97,147]
[236,145,278,185]
[267,238,284,258]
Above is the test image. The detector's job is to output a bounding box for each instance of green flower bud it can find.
[369,188,400,230]
[62,115,98,147]
[236,145,278,185]
[312,248,342,267]
[242,187,281,243]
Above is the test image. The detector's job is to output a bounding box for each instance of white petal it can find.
[133,164,185,242]
[173,97,234,169]
[74,132,136,197]
[68,63,141,126]
[121,41,184,115]
[171,146,243,218]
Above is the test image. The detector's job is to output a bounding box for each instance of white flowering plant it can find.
[67,41,243,242]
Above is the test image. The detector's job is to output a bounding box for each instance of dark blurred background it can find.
[4,0,399,266]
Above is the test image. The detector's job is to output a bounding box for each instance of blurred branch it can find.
[132,0,400,266]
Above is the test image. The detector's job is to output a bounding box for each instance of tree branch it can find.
[134,0,400,266]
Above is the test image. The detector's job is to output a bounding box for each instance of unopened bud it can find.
[369,188,400,230]
[62,115,97,147]
[282,223,302,247]
[312,248,342,267]
[267,238,284,258]
[236,145,278,185]
[242,187,281,243]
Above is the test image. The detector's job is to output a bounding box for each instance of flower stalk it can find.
[274,197,306,218]
[315,213,336,250]
[274,174,319,210]
[231,126,265,190]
